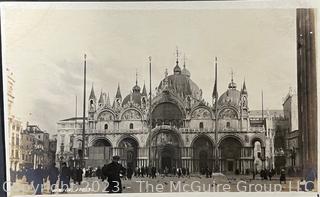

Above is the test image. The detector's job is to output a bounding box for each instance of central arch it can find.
[151,102,184,128]
[192,135,214,173]
[118,137,139,169]
[218,136,243,174]
[149,129,182,173]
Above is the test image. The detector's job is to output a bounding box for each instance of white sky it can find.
[2,6,297,134]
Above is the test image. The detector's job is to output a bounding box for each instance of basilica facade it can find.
[71,57,272,174]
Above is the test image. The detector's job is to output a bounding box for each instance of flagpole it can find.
[148,56,152,167]
[81,54,87,168]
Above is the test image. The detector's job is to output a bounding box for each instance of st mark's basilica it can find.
[68,54,273,175]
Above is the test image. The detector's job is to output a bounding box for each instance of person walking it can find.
[280,168,286,184]
[103,156,126,193]
[75,166,83,185]
[48,163,59,194]
[32,165,44,195]
[60,162,72,193]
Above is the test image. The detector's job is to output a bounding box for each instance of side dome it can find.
[122,84,142,107]
[218,89,241,107]
[181,67,191,78]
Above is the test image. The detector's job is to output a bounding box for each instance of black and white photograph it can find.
[0,1,318,196]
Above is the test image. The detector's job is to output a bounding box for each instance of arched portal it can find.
[149,130,181,173]
[219,137,242,174]
[192,135,214,173]
[152,102,183,128]
[118,137,139,169]
[87,138,112,168]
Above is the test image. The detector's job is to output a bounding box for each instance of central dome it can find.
[158,74,201,100]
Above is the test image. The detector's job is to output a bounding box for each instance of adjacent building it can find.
[283,89,301,174]
[24,124,50,168]
[56,117,88,167]
[7,68,23,171]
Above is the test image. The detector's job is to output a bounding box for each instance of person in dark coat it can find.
[59,162,72,193]
[32,165,44,195]
[96,166,102,179]
[103,156,126,193]
[305,167,317,191]
[127,167,133,180]
[280,168,286,184]
[75,166,83,185]
[26,167,33,184]
[48,163,59,194]
[101,164,107,181]
[151,167,156,179]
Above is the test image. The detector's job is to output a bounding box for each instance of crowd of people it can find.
[9,160,317,194]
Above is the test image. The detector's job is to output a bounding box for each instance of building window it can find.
[104,124,108,130]
[199,122,204,129]
[16,134,19,146]
[129,123,134,130]
[226,122,230,128]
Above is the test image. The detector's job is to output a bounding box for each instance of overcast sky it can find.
[2,6,297,134]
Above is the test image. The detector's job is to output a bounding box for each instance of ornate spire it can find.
[181,53,190,77]
[135,69,138,86]
[212,57,218,99]
[228,69,237,89]
[98,89,104,105]
[106,93,111,107]
[116,83,122,99]
[142,82,147,96]
[242,78,247,94]
[89,83,96,100]
[176,46,179,66]
[132,71,141,92]
[173,47,181,75]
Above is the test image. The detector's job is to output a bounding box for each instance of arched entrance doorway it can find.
[219,137,242,174]
[118,137,139,169]
[87,138,112,168]
[149,130,181,173]
[192,135,214,173]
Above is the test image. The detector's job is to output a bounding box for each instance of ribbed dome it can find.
[174,65,181,74]
[158,74,201,100]
[122,91,142,107]
[218,89,241,107]
[181,67,190,77]
[132,84,141,92]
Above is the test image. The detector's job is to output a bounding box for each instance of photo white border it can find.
[1,0,319,196]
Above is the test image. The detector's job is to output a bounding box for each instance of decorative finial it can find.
[84,53,87,60]
[136,69,138,85]
[183,53,186,68]
[231,69,234,83]
[176,46,179,65]
[148,56,152,62]
[165,68,168,77]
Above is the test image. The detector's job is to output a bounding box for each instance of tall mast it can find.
[81,54,87,168]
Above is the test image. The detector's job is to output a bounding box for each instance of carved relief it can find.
[219,108,237,119]
[191,108,211,119]
[122,109,142,120]
[98,111,114,121]
[152,132,179,146]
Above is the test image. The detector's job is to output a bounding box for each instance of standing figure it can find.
[32,165,44,195]
[280,168,286,184]
[60,162,72,193]
[48,163,59,194]
[75,166,83,185]
[127,167,133,180]
[103,156,126,193]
